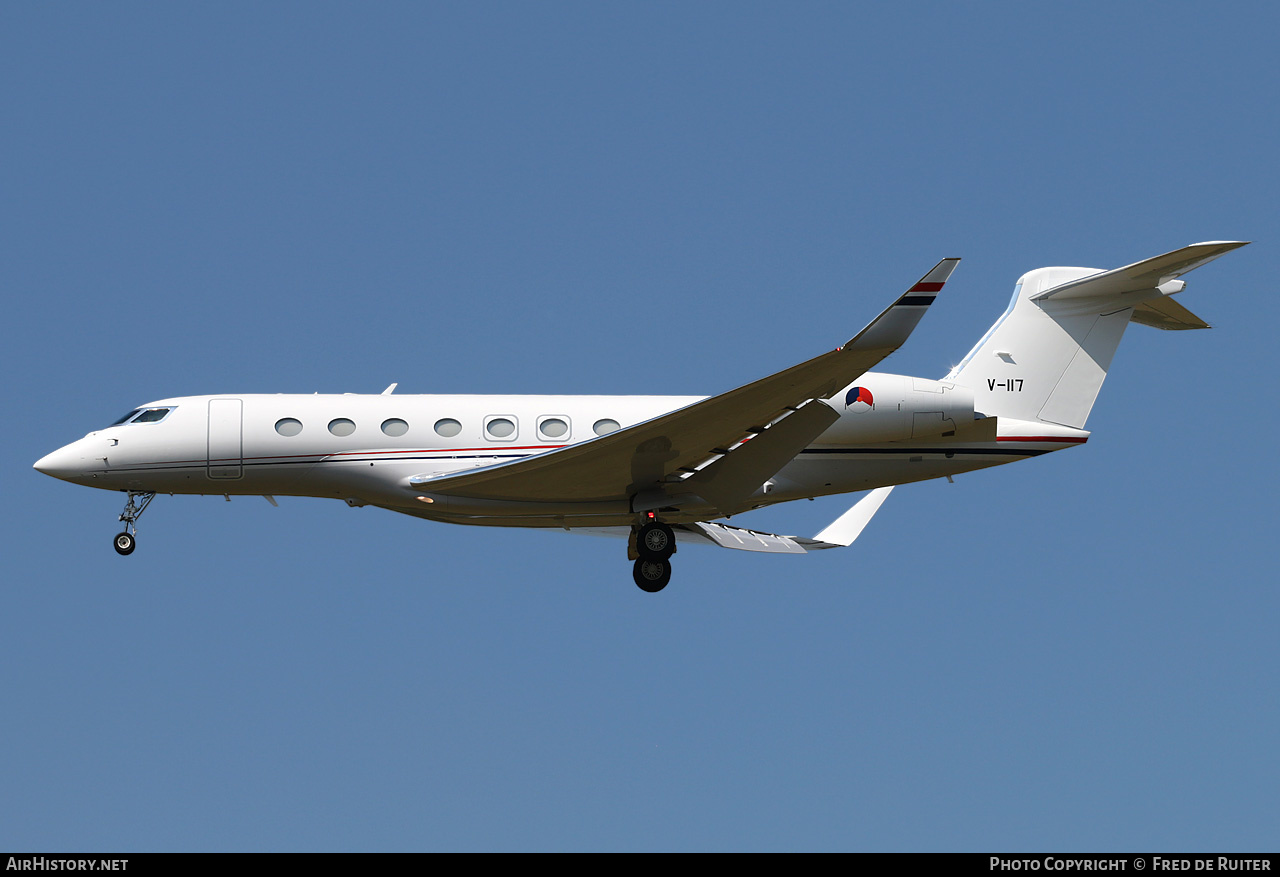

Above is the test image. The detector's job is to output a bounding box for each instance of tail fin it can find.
[946,242,1247,429]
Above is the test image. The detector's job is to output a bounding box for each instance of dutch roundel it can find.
[844,386,874,412]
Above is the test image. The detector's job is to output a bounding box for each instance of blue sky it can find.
[3,2,1277,852]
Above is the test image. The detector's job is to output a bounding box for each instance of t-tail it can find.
[944,241,1248,429]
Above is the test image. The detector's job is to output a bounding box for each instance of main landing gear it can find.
[631,519,676,593]
[113,491,155,556]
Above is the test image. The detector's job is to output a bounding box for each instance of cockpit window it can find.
[132,408,173,424]
[107,407,174,427]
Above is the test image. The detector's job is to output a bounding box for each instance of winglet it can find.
[900,258,962,304]
[810,486,894,548]
[843,259,960,351]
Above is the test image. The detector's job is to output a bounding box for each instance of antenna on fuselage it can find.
[382,383,398,395]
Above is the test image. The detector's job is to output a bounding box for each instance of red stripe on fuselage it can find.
[109,444,569,469]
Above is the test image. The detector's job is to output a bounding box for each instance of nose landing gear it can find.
[113,491,155,556]
[631,520,676,592]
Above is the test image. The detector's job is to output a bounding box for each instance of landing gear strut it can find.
[631,519,676,592]
[114,491,155,556]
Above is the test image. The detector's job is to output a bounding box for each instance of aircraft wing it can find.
[682,487,895,551]
[408,259,958,508]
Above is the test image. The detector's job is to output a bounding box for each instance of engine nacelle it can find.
[816,373,976,445]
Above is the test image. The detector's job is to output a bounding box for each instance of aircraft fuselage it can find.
[34,371,1083,529]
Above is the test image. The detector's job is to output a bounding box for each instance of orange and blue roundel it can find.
[844,386,874,411]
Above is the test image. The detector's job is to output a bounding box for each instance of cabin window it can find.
[485,416,516,440]
[538,417,569,439]
[593,418,620,436]
[328,418,356,437]
[434,418,462,437]
[275,418,303,437]
[381,418,409,437]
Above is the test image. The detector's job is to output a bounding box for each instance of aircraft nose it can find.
[33,444,83,481]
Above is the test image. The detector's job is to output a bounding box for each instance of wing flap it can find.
[568,486,893,554]
[682,522,811,554]
[676,486,893,552]
[679,399,842,512]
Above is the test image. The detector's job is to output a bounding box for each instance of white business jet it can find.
[34,242,1246,591]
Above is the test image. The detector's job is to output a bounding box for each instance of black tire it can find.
[632,557,671,593]
[637,522,675,560]
[113,532,136,556]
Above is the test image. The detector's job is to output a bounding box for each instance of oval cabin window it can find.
[539,417,568,438]
[486,417,515,439]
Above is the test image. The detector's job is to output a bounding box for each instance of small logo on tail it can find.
[844,386,874,411]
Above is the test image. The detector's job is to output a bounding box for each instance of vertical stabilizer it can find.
[945,242,1246,429]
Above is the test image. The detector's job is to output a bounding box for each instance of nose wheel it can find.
[113,532,136,556]
[113,491,155,556]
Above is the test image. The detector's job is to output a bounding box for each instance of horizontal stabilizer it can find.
[1130,295,1211,330]
[1033,241,1248,302]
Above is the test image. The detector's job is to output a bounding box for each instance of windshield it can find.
[132,408,172,424]
[108,407,174,427]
